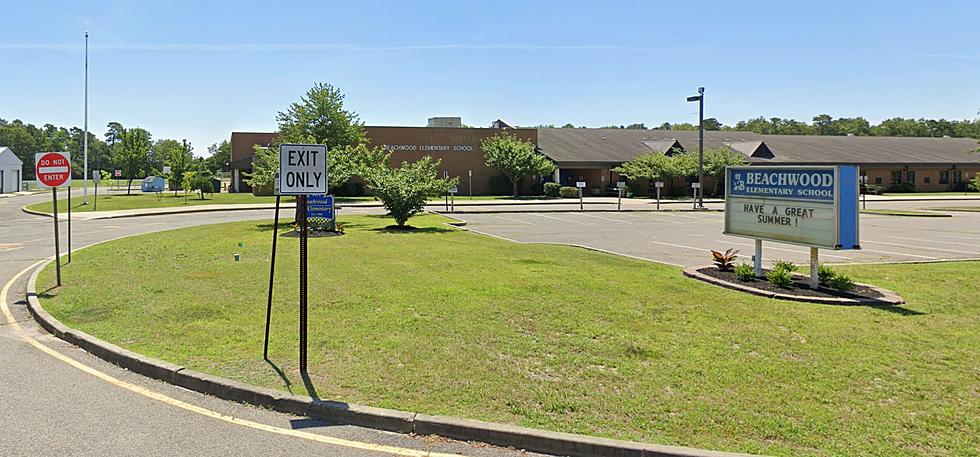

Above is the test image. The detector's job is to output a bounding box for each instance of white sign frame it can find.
[34,152,72,188]
[575,181,586,188]
[724,165,860,250]
[277,144,328,195]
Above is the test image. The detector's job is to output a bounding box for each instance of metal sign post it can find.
[449,187,458,212]
[67,184,71,263]
[754,239,763,277]
[444,170,450,210]
[860,175,868,210]
[576,181,586,210]
[273,144,328,373]
[655,181,664,210]
[92,170,100,211]
[691,182,701,210]
[468,170,472,198]
[263,195,281,360]
[35,152,72,286]
[616,181,626,211]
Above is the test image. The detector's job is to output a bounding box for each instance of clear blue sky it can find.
[2,0,978,155]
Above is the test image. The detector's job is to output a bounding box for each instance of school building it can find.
[229,117,980,196]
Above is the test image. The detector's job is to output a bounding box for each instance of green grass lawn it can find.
[37,215,978,456]
[860,209,952,217]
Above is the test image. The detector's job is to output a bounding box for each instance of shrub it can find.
[817,264,836,285]
[829,273,856,292]
[363,156,458,227]
[773,260,798,273]
[544,182,561,197]
[711,248,739,271]
[766,267,794,288]
[968,175,980,192]
[734,263,755,281]
[559,186,580,198]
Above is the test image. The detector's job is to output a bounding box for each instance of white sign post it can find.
[92,169,101,211]
[655,181,664,210]
[35,152,72,286]
[576,181,586,210]
[691,182,701,210]
[616,181,626,210]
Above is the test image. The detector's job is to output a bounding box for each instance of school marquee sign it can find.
[724,166,860,250]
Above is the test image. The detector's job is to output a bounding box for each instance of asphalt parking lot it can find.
[451,202,980,267]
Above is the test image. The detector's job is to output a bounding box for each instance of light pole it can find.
[686,87,704,208]
[82,32,90,205]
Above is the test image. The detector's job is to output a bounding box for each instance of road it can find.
[0,191,540,457]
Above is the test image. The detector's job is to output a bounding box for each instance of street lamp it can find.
[686,87,704,208]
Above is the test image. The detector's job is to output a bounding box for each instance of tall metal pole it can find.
[298,195,308,373]
[67,185,71,263]
[697,87,704,209]
[83,32,89,205]
[52,188,62,287]
[263,195,281,360]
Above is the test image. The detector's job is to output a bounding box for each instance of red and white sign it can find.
[114,169,122,177]
[34,152,72,188]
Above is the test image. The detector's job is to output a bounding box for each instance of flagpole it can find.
[83,31,90,205]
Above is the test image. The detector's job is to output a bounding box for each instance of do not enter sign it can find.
[35,152,72,188]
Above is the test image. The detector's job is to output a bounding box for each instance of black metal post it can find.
[94,181,98,211]
[263,195,281,360]
[298,194,308,373]
[52,188,62,287]
[697,88,704,208]
[67,185,71,263]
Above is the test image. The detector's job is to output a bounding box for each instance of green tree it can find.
[204,140,231,173]
[703,147,745,195]
[244,145,278,195]
[182,170,214,200]
[115,127,152,195]
[702,118,723,130]
[272,82,369,191]
[481,132,555,196]
[156,139,193,192]
[612,152,671,182]
[363,154,457,227]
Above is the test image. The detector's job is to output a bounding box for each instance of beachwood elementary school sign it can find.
[725,165,860,250]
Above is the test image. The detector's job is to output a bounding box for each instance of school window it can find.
[874,177,882,184]
[953,171,963,183]
[890,171,902,185]
[923,176,931,184]
[906,171,916,183]
[940,171,949,184]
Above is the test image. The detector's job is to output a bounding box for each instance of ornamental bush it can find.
[734,263,755,281]
[559,186,580,198]
[544,182,561,197]
[766,267,794,288]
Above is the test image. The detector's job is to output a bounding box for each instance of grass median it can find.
[37,214,978,456]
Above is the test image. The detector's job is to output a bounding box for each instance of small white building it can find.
[0,147,24,193]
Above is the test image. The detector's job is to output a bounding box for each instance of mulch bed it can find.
[699,267,885,300]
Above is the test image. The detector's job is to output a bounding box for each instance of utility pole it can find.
[83,32,90,205]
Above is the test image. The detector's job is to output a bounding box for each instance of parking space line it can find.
[884,235,980,249]
[929,233,980,242]
[576,213,633,224]
[862,240,980,256]
[715,240,853,260]
[858,247,938,260]
[526,213,594,225]
[493,215,535,225]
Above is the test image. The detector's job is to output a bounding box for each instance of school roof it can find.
[536,128,980,166]
[0,146,24,166]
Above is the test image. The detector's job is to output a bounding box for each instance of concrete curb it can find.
[23,256,752,456]
[682,265,905,305]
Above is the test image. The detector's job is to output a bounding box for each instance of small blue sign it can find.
[306,194,334,219]
[729,168,836,202]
